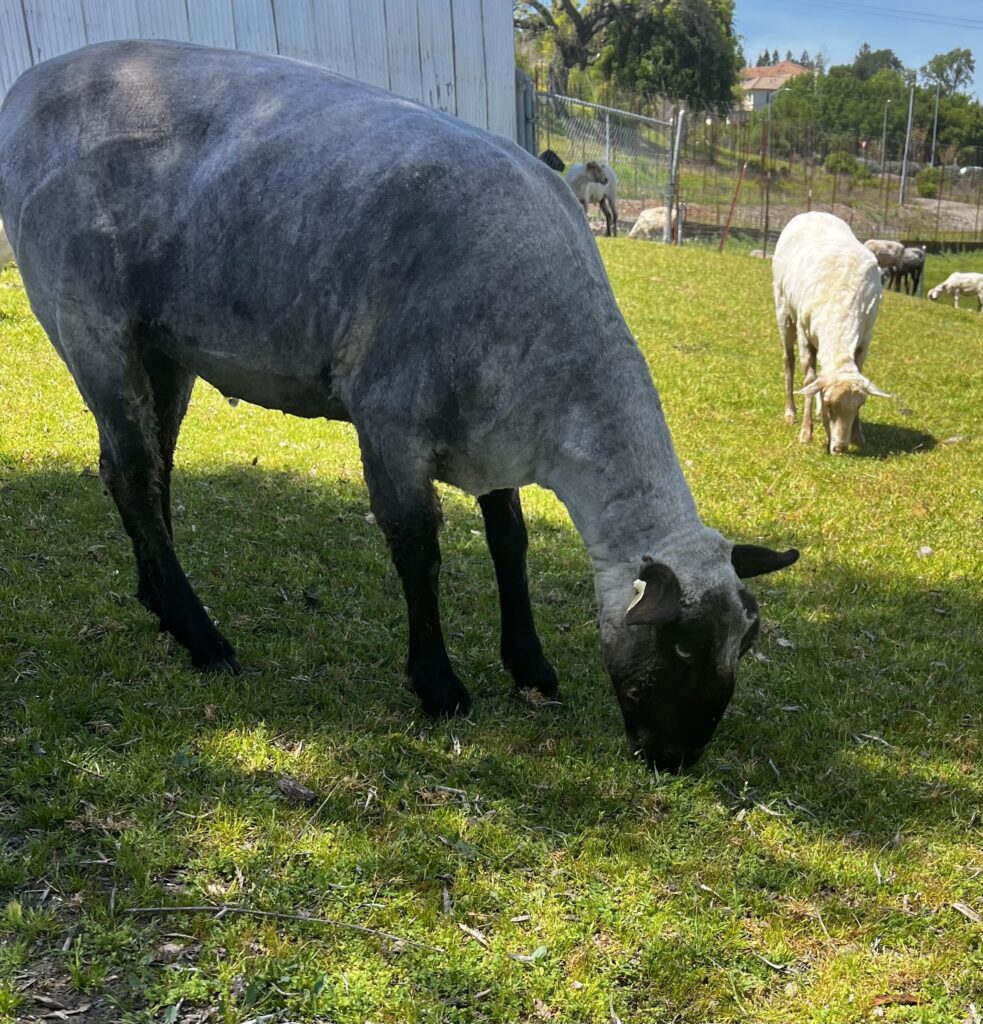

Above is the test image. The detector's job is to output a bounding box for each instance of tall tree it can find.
[921,48,975,96]
[513,1,621,73]
[851,42,902,81]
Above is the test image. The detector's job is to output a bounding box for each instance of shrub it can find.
[824,151,857,175]
[917,166,941,198]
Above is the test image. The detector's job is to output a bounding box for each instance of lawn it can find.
[1,240,981,1024]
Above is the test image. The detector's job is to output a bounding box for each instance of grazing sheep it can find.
[538,149,565,173]
[863,238,904,291]
[0,219,12,265]
[627,206,678,241]
[0,41,800,772]
[776,213,890,454]
[898,245,926,296]
[565,160,618,236]
[928,271,983,311]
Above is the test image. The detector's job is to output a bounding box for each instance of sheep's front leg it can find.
[799,344,818,444]
[479,489,558,701]
[361,448,470,718]
[781,316,797,425]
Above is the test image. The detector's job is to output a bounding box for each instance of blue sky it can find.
[734,0,983,95]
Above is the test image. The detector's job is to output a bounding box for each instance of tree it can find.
[921,48,975,96]
[513,1,622,74]
[756,49,771,67]
[851,42,902,81]
[771,48,780,64]
[785,49,793,62]
[598,0,741,107]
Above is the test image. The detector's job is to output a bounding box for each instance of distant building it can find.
[738,61,811,114]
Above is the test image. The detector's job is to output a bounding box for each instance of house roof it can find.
[742,73,801,92]
[739,60,809,81]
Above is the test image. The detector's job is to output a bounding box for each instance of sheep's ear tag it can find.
[627,579,647,613]
[625,560,682,626]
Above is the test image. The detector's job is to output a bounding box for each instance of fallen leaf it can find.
[952,902,981,923]
[871,994,926,1008]
[458,922,490,949]
[507,944,548,964]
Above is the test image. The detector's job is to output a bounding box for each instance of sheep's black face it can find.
[609,547,797,772]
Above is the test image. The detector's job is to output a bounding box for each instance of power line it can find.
[785,0,983,31]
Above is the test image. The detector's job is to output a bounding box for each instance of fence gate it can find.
[536,92,675,206]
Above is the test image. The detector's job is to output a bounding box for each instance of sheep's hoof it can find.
[189,634,241,675]
[798,430,813,444]
[505,648,559,702]
[784,411,796,426]
[408,668,472,719]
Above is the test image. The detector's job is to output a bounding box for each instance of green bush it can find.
[824,150,857,175]
[916,166,940,198]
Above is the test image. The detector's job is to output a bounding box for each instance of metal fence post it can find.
[664,110,685,244]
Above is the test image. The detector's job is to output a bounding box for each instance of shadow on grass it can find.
[855,421,937,458]
[1,464,979,859]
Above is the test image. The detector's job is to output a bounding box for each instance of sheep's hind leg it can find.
[360,445,471,718]
[781,316,797,425]
[798,340,817,444]
[479,489,558,701]
[68,320,239,673]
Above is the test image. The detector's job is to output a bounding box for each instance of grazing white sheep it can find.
[863,238,904,290]
[565,160,618,236]
[0,219,13,265]
[928,271,983,311]
[775,213,890,454]
[627,206,679,241]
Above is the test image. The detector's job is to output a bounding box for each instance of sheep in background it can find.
[898,245,926,295]
[863,238,904,290]
[0,220,13,265]
[538,149,565,173]
[775,213,890,454]
[627,206,680,241]
[565,160,618,236]
[928,271,983,310]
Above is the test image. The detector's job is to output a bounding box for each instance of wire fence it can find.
[534,88,983,250]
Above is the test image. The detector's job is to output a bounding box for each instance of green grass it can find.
[1,244,981,1023]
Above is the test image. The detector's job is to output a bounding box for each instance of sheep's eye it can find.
[673,644,693,661]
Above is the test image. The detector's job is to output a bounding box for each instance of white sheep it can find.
[928,271,983,311]
[565,160,618,236]
[775,213,890,454]
[0,219,13,266]
[863,238,904,290]
[627,206,678,241]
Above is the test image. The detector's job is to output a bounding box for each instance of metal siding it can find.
[22,0,87,62]
[136,0,190,40]
[349,0,388,89]
[0,1,34,93]
[417,0,453,113]
[450,0,486,129]
[311,0,355,77]
[229,0,277,51]
[271,0,318,63]
[383,0,420,101]
[482,0,514,139]
[186,0,237,49]
[80,0,140,43]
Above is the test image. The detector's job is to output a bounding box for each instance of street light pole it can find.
[880,98,891,173]
[930,80,941,167]
[899,79,916,206]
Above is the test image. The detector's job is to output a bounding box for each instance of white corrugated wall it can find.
[0,0,517,141]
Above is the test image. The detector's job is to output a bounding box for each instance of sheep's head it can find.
[584,160,608,185]
[928,284,944,302]
[796,374,891,454]
[601,543,798,773]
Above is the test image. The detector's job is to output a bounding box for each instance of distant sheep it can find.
[898,245,926,296]
[863,238,904,291]
[928,271,983,311]
[775,213,890,455]
[538,149,565,173]
[0,219,13,265]
[565,160,618,236]
[627,206,680,241]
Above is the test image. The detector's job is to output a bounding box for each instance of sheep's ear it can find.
[625,561,681,626]
[864,379,892,399]
[731,544,799,579]
[794,377,825,397]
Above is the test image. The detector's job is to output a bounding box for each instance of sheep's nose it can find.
[831,443,848,455]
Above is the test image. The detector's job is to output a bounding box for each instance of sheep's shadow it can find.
[856,421,936,458]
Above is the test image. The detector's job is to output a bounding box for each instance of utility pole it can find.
[899,80,915,206]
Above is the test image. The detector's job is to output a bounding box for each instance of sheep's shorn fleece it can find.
[775,213,890,454]
[863,238,904,290]
[0,40,798,772]
[0,219,12,265]
[928,271,983,310]
[565,160,618,236]
[627,206,678,241]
